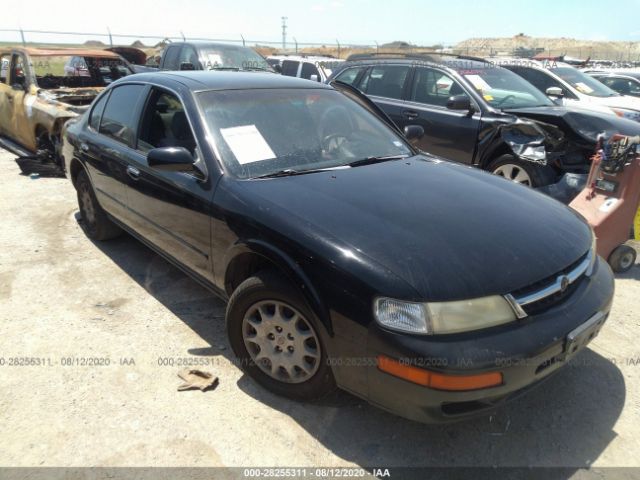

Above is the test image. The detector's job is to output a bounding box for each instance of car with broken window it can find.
[62,71,614,423]
[0,47,134,169]
[327,55,640,187]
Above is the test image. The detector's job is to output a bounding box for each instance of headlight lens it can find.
[612,108,640,122]
[374,296,517,335]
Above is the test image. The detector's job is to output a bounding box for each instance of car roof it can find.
[338,55,489,72]
[167,41,254,50]
[122,71,334,91]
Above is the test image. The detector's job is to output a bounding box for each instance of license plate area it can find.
[564,312,607,361]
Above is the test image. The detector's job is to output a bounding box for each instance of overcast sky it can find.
[4,0,640,47]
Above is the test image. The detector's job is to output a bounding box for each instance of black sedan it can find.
[62,71,614,423]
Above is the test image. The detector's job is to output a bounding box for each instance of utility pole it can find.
[281,16,288,50]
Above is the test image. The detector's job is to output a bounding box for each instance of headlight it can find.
[612,108,640,122]
[374,296,517,335]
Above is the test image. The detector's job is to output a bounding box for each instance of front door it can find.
[125,86,214,281]
[1,53,35,149]
[402,67,480,163]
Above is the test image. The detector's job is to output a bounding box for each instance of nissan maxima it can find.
[62,71,614,422]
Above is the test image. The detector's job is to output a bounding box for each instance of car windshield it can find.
[200,46,270,71]
[551,66,619,97]
[31,55,133,89]
[197,88,413,179]
[461,66,554,109]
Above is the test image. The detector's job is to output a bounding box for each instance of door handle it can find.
[126,165,141,180]
[403,110,419,120]
[80,142,89,152]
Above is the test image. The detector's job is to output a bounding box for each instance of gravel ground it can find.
[0,148,639,472]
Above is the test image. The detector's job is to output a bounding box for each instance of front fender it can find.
[221,239,332,334]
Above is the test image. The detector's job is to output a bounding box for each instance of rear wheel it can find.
[488,154,556,188]
[226,271,336,401]
[76,170,122,241]
[608,244,637,273]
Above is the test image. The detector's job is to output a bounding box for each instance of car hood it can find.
[505,105,640,143]
[583,93,640,112]
[238,157,592,301]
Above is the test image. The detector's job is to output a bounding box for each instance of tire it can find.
[76,170,122,241]
[226,270,336,401]
[608,244,637,273]
[487,154,557,188]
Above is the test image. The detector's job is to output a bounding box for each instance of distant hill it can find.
[455,35,640,60]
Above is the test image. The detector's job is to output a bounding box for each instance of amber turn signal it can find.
[377,355,503,391]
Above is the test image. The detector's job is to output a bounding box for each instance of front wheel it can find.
[488,154,557,188]
[226,271,336,401]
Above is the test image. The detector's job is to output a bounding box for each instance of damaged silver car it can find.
[0,47,134,170]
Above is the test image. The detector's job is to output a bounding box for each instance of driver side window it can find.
[10,54,27,89]
[410,67,467,107]
[137,89,197,155]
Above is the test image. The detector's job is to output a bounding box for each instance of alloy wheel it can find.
[242,300,321,384]
[493,164,532,186]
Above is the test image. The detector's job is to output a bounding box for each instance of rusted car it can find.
[0,47,134,170]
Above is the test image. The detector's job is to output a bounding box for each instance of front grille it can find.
[510,251,591,316]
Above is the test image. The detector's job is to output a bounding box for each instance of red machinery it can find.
[570,134,640,273]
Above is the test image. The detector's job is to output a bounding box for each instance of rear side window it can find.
[300,62,320,80]
[163,46,181,70]
[334,67,363,86]
[89,92,109,130]
[359,65,410,100]
[99,84,146,146]
[281,60,300,77]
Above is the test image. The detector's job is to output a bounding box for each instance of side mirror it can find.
[446,94,472,111]
[274,64,282,73]
[147,147,195,172]
[404,125,424,141]
[309,74,319,82]
[546,86,564,98]
[179,62,196,71]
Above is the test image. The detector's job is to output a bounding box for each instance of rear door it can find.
[79,83,148,223]
[354,64,411,127]
[403,66,480,163]
[125,86,214,281]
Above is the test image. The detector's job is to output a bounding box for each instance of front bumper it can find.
[334,256,614,423]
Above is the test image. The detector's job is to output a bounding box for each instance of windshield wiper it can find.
[210,67,241,71]
[346,154,410,168]
[254,166,346,179]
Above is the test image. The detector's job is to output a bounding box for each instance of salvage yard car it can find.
[159,41,272,72]
[62,71,614,423]
[500,59,640,122]
[586,70,640,98]
[0,47,133,169]
[327,55,640,187]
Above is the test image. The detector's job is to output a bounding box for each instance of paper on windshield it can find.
[220,125,276,165]
[465,74,491,91]
[575,82,594,94]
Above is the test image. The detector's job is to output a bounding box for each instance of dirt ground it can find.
[1,148,639,473]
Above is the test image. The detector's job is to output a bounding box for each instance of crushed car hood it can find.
[38,87,103,113]
[505,105,640,143]
[236,157,592,301]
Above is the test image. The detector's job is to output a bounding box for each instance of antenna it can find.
[281,16,288,50]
